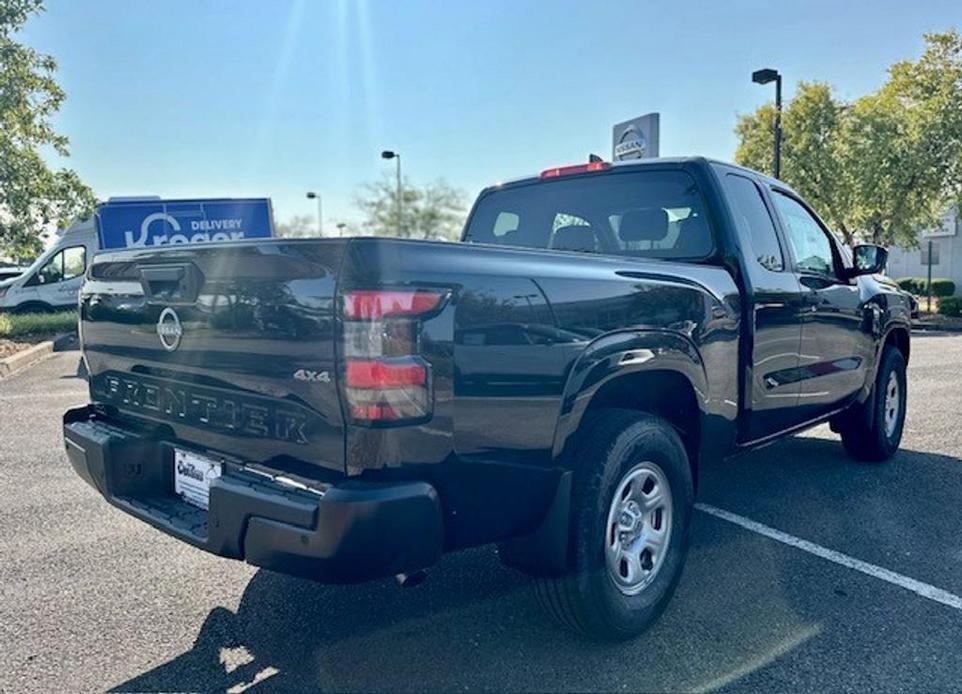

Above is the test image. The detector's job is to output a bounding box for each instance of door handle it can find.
[801,293,820,313]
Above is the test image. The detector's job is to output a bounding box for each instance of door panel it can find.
[747,275,805,439]
[796,276,865,416]
[720,172,804,442]
[48,276,84,308]
[771,191,866,418]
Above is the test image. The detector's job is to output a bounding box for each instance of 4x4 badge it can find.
[293,369,331,383]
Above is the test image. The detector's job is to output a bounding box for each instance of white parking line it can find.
[696,503,962,612]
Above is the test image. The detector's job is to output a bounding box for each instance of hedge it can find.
[0,310,78,339]
[895,276,955,297]
[896,277,924,293]
[939,296,962,317]
[931,279,956,297]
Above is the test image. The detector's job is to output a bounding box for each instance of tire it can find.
[840,346,907,462]
[534,409,694,640]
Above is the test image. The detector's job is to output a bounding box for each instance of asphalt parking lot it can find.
[1,333,961,692]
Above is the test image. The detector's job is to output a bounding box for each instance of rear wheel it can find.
[534,410,694,640]
[840,346,907,462]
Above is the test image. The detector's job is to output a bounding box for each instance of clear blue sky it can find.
[20,0,962,231]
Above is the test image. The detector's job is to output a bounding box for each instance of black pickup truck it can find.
[64,157,911,639]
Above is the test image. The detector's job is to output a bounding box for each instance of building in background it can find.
[886,206,961,296]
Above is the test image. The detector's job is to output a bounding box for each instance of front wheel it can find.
[840,346,907,462]
[534,410,694,640]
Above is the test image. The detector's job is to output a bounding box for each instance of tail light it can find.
[540,161,610,178]
[344,290,442,320]
[341,289,445,424]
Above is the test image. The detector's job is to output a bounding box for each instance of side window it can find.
[772,192,835,276]
[724,174,783,271]
[63,246,86,280]
[489,325,529,345]
[491,212,519,238]
[37,251,65,284]
[35,246,86,285]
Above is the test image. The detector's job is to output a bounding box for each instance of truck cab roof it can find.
[484,156,784,194]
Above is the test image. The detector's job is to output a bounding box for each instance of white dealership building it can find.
[885,206,961,295]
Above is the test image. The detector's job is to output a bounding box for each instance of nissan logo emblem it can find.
[157,307,183,352]
[614,125,646,160]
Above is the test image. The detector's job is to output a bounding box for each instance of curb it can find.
[912,322,962,334]
[0,333,76,379]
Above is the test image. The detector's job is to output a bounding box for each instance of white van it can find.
[0,217,98,313]
[0,196,273,313]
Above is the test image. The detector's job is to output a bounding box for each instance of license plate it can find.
[174,449,222,511]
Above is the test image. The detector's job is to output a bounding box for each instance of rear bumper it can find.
[63,405,443,583]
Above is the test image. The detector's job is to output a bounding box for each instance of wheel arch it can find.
[502,333,710,580]
[551,330,710,485]
[883,324,910,366]
[860,323,911,400]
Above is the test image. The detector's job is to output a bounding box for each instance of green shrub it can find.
[895,277,923,293]
[897,277,957,297]
[931,278,956,297]
[0,310,78,339]
[939,296,962,317]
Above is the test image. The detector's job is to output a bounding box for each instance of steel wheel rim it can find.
[604,461,673,595]
[884,371,900,438]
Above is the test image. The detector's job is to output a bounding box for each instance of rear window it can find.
[463,170,713,259]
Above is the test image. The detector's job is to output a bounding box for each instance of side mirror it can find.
[848,244,888,278]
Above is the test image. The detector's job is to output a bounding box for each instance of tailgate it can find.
[80,240,348,474]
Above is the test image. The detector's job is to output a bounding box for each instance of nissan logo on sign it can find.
[612,113,660,161]
[614,125,647,160]
[156,307,183,352]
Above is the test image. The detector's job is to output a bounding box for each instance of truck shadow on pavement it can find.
[111,437,962,693]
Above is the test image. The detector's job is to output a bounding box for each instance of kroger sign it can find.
[96,198,274,250]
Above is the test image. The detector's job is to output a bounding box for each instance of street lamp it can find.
[381,150,402,236]
[752,68,782,179]
[306,191,323,236]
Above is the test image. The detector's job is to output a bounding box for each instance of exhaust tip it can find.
[395,570,428,588]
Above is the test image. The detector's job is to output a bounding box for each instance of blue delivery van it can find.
[0,197,274,312]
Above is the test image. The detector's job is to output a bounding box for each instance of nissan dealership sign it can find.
[613,113,660,161]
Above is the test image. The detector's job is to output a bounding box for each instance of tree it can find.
[735,82,853,241]
[734,31,962,248]
[274,214,317,238]
[843,31,962,245]
[1,0,95,261]
[355,175,467,241]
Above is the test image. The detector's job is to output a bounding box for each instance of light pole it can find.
[752,68,782,179]
[306,191,322,236]
[381,150,401,236]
